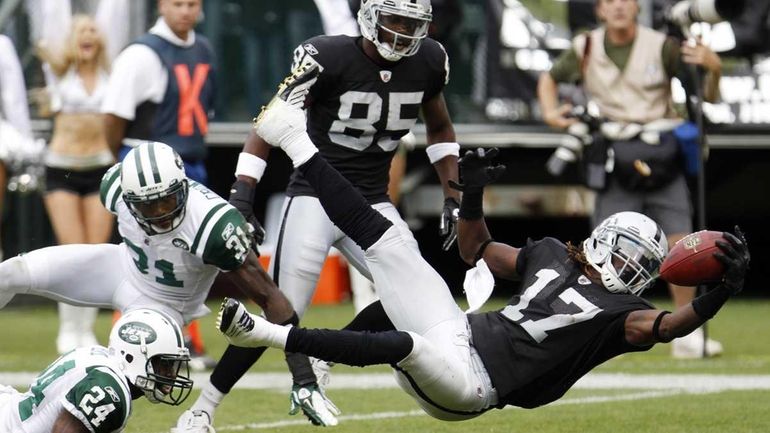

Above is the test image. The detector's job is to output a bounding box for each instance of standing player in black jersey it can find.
[216,109,750,419]
[174,0,460,430]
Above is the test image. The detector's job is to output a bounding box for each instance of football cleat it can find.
[275,62,321,108]
[289,383,341,426]
[170,410,215,433]
[216,298,272,348]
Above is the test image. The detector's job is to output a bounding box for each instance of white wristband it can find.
[234,152,267,181]
[426,142,460,164]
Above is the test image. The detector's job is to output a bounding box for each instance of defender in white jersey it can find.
[0,309,192,433]
[0,140,296,325]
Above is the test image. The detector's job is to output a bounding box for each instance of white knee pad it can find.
[0,255,33,308]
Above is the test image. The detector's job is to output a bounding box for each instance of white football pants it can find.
[0,243,197,326]
[365,226,497,420]
[268,196,417,316]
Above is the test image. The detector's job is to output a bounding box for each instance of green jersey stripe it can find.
[190,203,228,256]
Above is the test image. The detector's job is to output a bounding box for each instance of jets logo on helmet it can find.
[108,309,193,406]
[358,0,433,62]
[118,321,157,345]
[121,141,189,235]
[583,211,668,296]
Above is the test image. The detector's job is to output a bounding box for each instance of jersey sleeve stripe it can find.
[190,203,228,256]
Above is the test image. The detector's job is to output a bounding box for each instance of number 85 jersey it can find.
[287,35,450,204]
[100,164,252,321]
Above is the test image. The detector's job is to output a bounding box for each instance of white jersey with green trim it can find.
[4,346,132,433]
[99,164,252,318]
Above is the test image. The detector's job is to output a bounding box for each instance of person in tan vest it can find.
[537,0,723,359]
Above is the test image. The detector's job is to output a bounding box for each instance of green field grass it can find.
[2,297,770,432]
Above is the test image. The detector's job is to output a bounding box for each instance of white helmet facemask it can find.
[108,309,193,406]
[583,211,668,296]
[358,0,432,61]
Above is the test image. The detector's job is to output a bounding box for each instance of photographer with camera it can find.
[537,0,723,359]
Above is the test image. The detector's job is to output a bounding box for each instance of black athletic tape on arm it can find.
[474,238,494,263]
[691,285,731,320]
[652,310,672,343]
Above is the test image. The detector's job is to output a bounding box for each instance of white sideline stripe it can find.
[2,372,770,391]
[182,389,717,432]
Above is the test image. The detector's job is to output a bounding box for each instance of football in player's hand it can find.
[659,230,726,286]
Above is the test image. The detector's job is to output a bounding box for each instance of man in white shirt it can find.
[101,0,217,371]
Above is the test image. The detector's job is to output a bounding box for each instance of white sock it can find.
[257,316,292,348]
[190,380,226,422]
[282,133,318,168]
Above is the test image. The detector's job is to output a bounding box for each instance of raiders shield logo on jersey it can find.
[379,70,392,83]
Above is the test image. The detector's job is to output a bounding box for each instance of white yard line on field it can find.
[2,371,770,391]
[4,370,769,432]
[200,389,717,432]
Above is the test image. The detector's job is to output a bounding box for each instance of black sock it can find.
[297,154,391,250]
[210,345,267,393]
[286,352,316,385]
[210,312,299,393]
[342,301,395,332]
[286,328,413,367]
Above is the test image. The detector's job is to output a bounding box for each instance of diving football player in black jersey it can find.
[177,0,462,429]
[217,130,750,420]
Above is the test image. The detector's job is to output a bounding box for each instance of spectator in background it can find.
[537,0,723,358]
[0,35,34,260]
[35,14,115,355]
[101,0,217,370]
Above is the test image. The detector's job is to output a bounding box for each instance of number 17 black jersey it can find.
[468,237,656,409]
[285,35,449,203]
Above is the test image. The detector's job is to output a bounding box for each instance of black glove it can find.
[439,197,459,251]
[229,179,266,252]
[714,226,750,295]
[448,147,506,194]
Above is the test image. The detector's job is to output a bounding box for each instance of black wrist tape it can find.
[231,179,256,202]
[459,191,483,220]
[691,285,731,320]
[474,238,494,263]
[652,310,672,343]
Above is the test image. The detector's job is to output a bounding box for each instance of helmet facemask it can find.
[134,353,193,405]
[583,212,668,296]
[121,142,189,235]
[358,0,432,61]
[124,179,188,235]
[108,309,194,406]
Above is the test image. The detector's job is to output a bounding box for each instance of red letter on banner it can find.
[174,63,210,136]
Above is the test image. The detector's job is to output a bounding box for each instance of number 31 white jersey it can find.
[100,163,252,319]
[0,347,132,433]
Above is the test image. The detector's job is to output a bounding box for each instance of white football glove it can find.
[289,383,341,427]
